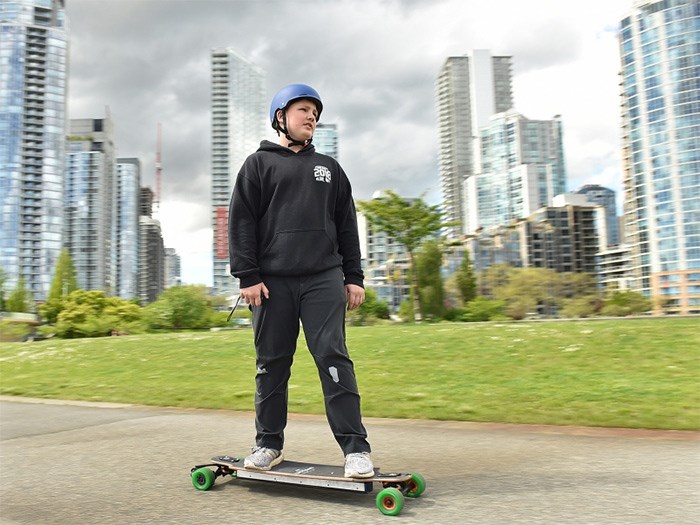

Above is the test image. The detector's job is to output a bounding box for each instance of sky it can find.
[66,0,635,287]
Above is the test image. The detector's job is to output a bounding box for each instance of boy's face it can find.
[279,99,319,143]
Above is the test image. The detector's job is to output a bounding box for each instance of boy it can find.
[228,83,374,478]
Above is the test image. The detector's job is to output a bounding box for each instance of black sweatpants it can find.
[250,266,371,456]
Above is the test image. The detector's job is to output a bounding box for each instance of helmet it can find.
[269,83,323,129]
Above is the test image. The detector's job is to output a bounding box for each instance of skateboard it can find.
[190,455,426,516]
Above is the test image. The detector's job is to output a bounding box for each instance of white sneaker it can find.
[244,447,283,470]
[344,452,374,478]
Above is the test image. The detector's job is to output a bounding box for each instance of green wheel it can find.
[406,472,426,498]
[376,487,404,516]
[191,468,216,491]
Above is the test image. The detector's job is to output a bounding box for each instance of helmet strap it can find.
[277,112,313,148]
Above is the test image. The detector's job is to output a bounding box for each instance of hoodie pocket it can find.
[260,229,340,274]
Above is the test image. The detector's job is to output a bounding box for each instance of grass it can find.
[1,318,698,430]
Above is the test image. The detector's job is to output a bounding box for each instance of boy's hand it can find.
[240,282,269,307]
[345,284,365,310]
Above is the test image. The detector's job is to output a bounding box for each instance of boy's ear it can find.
[275,109,285,126]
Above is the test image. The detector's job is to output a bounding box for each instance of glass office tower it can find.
[467,111,566,234]
[0,0,67,301]
[116,158,141,300]
[314,123,339,160]
[436,50,513,238]
[64,117,116,293]
[577,184,620,247]
[619,0,700,314]
[210,48,265,298]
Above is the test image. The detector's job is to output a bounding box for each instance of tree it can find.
[0,266,7,310]
[559,295,604,318]
[601,291,652,317]
[48,249,78,301]
[5,277,33,313]
[54,290,146,338]
[455,250,477,305]
[348,287,390,325]
[462,297,506,322]
[416,239,444,319]
[39,249,80,324]
[478,264,517,298]
[143,285,212,330]
[357,191,447,321]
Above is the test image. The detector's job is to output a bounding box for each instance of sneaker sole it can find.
[344,470,375,479]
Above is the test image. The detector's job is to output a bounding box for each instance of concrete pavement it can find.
[1,396,698,524]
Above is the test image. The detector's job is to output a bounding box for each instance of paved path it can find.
[1,397,698,524]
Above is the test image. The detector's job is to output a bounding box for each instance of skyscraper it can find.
[619,0,700,314]
[436,50,513,238]
[577,184,619,247]
[164,247,181,288]
[314,123,339,160]
[210,49,265,297]
[116,158,141,299]
[0,0,67,301]
[466,110,567,234]
[138,187,164,304]
[64,116,116,293]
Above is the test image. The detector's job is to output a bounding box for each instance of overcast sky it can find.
[66,0,634,286]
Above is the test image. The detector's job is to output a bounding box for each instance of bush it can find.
[398,300,415,323]
[443,307,466,322]
[0,320,32,342]
[53,290,147,338]
[559,295,603,318]
[601,291,652,317]
[462,297,505,322]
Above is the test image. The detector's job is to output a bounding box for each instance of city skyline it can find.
[65,0,633,286]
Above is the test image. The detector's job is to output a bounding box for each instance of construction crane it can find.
[155,122,162,216]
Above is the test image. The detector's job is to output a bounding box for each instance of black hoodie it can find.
[228,140,364,289]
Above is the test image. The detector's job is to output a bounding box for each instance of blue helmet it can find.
[269,83,323,130]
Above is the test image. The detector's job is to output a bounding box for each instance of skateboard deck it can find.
[191,454,426,516]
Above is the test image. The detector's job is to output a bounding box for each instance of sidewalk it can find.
[1,397,698,524]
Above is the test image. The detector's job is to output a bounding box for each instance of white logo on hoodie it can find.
[314,165,331,183]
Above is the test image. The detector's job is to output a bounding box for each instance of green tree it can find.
[462,297,506,322]
[601,291,652,317]
[559,295,603,318]
[39,250,80,324]
[357,191,447,321]
[144,285,212,330]
[0,266,7,311]
[54,290,145,338]
[455,250,477,305]
[5,277,33,313]
[478,264,517,298]
[48,249,78,301]
[416,239,444,319]
[348,287,390,325]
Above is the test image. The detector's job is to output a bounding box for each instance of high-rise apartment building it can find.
[138,187,164,304]
[210,49,265,297]
[164,247,181,288]
[314,123,339,160]
[0,0,67,301]
[619,0,700,314]
[467,194,606,277]
[436,50,513,238]
[576,184,620,247]
[115,158,141,299]
[64,116,116,293]
[466,110,567,234]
